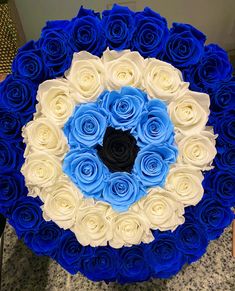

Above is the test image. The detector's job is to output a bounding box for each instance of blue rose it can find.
[0,109,22,141]
[194,197,234,240]
[57,230,91,275]
[0,172,27,217]
[132,7,169,58]
[145,98,167,111]
[133,143,177,187]
[136,99,174,147]
[80,247,118,282]
[185,44,233,93]
[63,103,107,149]
[214,146,235,173]
[215,172,235,207]
[146,231,186,278]
[12,41,47,83]
[165,23,206,68]
[175,222,208,263]
[24,221,62,257]
[203,170,235,207]
[0,75,36,123]
[68,7,106,56]
[0,141,24,173]
[102,172,146,212]
[101,4,134,50]
[100,87,148,131]
[9,196,43,238]
[37,28,73,78]
[210,81,235,116]
[63,148,108,198]
[118,246,150,283]
[214,110,235,146]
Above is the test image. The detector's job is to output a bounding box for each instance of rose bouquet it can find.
[0,4,234,284]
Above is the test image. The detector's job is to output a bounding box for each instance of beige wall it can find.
[15,0,235,51]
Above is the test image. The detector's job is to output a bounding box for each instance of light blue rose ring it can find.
[63,86,177,211]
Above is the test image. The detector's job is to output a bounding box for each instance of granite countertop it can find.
[1,223,235,291]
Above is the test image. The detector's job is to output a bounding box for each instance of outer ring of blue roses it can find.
[0,5,234,283]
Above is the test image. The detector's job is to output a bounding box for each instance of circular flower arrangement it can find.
[0,5,234,283]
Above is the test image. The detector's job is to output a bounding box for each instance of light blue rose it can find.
[63,148,108,197]
[133,143,178,187]
[63,103,107,149]
[102,172,146,212]
[99,86,148,130]
[135,99,174,147]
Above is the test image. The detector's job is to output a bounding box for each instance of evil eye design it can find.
[0,5,234,283]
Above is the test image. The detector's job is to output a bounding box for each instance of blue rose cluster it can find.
[63,87,177,211]
[0,4,234,284]
[8,4,209,87]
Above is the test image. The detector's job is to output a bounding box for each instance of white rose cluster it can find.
[21,49,217,249]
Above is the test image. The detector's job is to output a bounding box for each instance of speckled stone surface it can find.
[2,222,235,291]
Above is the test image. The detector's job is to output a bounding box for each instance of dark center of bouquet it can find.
[96,127,139,173]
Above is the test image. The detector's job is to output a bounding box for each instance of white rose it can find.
[177,130,217,170]
[102,49,145,90]
[168,90,210,135]
[42,177,82,229]
[65,51,104,103]
[165,166,204,206]
[72,203,112,247]
[36,79,75,127]
[22,117,68,158]
[139,188,185,231]
[21,151,62,189]
[144,59,189,102]
[109,212,153,248]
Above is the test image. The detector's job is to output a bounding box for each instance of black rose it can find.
[96,127,139,173]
